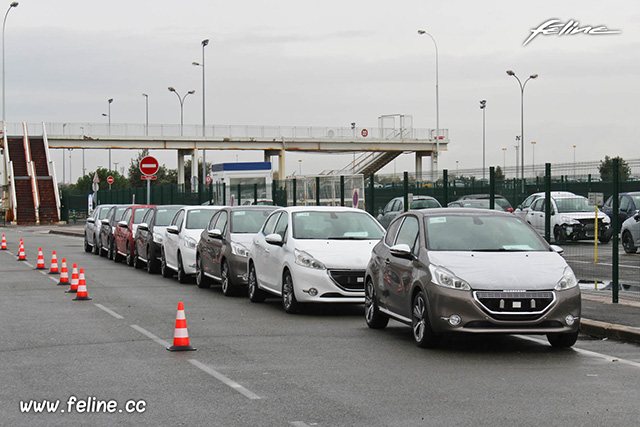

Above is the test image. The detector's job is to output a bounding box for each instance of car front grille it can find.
[473,291,555,320]
[328,270,365,291]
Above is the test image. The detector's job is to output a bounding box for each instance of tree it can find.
[494,166,505,180]
[68,168,128,194]
[599,156,631,182]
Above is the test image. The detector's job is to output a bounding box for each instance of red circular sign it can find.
[361,129,368,137]
[139,156,159,176]
[106,176,114,184]
[205,175,212,184]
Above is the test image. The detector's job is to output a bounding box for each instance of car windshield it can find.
[425,214,548,252]
[293,211,384,240]
[186,209,217,229]
[133,208,150,224]
[156,207,181,226]
[231,209,272,233]
[114,207,128,221]
[555,197,592,213]
[410,199,440,209]
[97,207,110,220]
[494,199,512,210]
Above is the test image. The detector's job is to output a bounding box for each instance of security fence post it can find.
[544,163,551,243]
[238,183,242,206]
[403,172,409,212]
[368,174,375,215]
[254,183,258,205]
[293,178,297,206]
[489,167,495,210]
[612,158,619,303]
[443,169,449,206]
[316,176,320,206]
[340,176,345,207]
[222,182,226,205]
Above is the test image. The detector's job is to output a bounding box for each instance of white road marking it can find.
[95,304,124,319]
[130,324,171,348]
[290,422,312,427]
[188,359,262,400]
[517,335,640,369]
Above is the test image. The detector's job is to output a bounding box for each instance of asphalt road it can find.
[2,228,640,427]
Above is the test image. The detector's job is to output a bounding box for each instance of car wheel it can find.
[282,270,299,314]
[93,236,101,255]
[196,255,211,289]
[412,290,440,348]
[161,250,173,278]
[547,330,579,348]
[622,231,637,254]
[177,253,189,284]
[553,226,565,243]
[147,247,158,274]
[126,243,134,267]
[247,262,266,303]
[221,260,236,296]
[107,238,115,260]
[84,236,92,252]
[113,241,123,263]
[133,245,143,269]
[365,279,389,329]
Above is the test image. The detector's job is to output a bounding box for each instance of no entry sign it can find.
[106,176,114,185]
[139,156,159,176]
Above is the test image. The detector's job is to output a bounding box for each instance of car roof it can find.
[181,205,222,211]
[224,205,277,211]
[412,207,512,217]
[276,206,366,213]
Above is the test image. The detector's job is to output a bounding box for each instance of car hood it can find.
[230,233,256,247]
[427,251,568,290]
[555,211,609,222]
[294,239,379,269]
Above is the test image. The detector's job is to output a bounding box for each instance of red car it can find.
[113,205,155,266]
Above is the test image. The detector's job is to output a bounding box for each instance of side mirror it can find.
[634,212,640,222]
[265,233,283,246]
[87,218,95,224]
[118,220,128,229]
[101,219,110,225]
[138,223,149,232]
[208,228,223,239]
[549,245,564,256]
[389,244,415,260]
[166,225,179,235]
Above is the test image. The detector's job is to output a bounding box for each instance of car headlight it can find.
[561,216,580,225]
[184,236,197,249]
[429,265,471,291]
[294,249,326,270]
[555,266,578,291]
[231,242,249,257]
[153,232,164,244]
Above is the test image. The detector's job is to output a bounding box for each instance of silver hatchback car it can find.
[365,208,581,348]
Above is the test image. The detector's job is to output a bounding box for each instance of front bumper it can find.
[426,284,581,334]
[291,266,365,304]
[560,222,611,241]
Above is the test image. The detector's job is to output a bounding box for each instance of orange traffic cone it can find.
[17,240,27,261]
[49,251,59,274]
[65,263,79,293]
[73,269,92,301]
[1,234,7,250]
[167,302,196,351]
[35,248,46,270]
[57,258,69,285]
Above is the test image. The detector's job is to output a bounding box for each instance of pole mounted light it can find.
[142,93,149,136]
[192,38,210,183]
[168,87,195,136]
[1,1,18,124]
[479,100,487,181]
[417,29,440,181]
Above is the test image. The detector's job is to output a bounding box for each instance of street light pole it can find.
[531,140,536,177]
[506,70,538,192]
[502,147,507,175]
[192,38,209,184]
[418,30,440,180]
[142,93,149,136]
[102,98,113,171]
[168,87,195,136]
[2,1,18,124]
[573,144,577,179]
[479,100,486,181]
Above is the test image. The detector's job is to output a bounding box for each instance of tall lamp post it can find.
[479,100,486,181]
[417,29,440,180]
[573,144,577,179]
[142,93,149,136]
[501,147,507,174]
[193,38,209,184]
[2,1,17,124]
[506,70,538,192]
[531,140,536,177]
[168,87,195,136]
[102,98,113,171]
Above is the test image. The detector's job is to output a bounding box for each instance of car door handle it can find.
[385,258,391,264]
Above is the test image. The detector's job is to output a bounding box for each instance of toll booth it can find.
[210,162,273,206]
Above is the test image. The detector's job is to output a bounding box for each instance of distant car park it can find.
[377,195,441,229]
[621,212,640,254]
[455,194,513,212]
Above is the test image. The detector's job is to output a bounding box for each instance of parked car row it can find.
[84,202,584,349]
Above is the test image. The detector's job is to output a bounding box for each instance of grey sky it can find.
[4,0,638,182]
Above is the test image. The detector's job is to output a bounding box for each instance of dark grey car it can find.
[99,205,132,259]
[365,208,581,349]
[196,206,276,296]
[377,195,441,229]
[133,205,184,273]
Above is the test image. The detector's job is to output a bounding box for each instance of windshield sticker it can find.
[233,211,246,216]
[296,213,310,217]
[429,217,447,224]
[344,232,368,238]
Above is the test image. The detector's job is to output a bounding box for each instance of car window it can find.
[556,197,592,213]
[410,199,441,209]
[231,209,273,233]
[425,214,548,252]
[630,195,640,210]
[273,213,289,241]
[156,207,181,226]
[531,198,544,212]
[186,209,218,229]
[172,210,185,228]
[213,211,228,234]
[385,217,404,246]
[292,211,384,240]
[392,199,403,212]
[262,212,281,235]
[97,207,111,220]
[121,208,132,224]
[208,211,221,230]
[620,197,630,211]
[604,196,612,208]
[133,208,150,224]
[521,195,536,209]
[114,207,129,222]
[383,200,395,214]
[142,209,153,224]
[394,215,420,255]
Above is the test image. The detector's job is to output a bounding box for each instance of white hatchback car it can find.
[621,212,640,254]
[161,206,221,283]
[247,206,385,313]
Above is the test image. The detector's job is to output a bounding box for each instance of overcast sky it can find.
[4,0,638,182]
